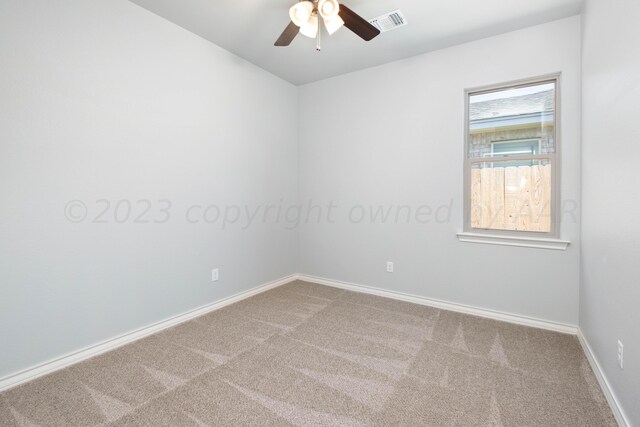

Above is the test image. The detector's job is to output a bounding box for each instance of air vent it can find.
[369,9,408,33]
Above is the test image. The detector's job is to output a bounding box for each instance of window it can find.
[464,77,558,236]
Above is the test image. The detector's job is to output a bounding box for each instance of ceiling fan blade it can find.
[275,21,299,46]
[338,4,381,41]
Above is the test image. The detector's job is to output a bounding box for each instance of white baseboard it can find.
[577,330,630,427]
[0,274,297,393]
[296,274,578,335]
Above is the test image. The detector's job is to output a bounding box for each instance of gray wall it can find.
[0,0,298,378]
[298,17,582,325]
[581,0,640,423]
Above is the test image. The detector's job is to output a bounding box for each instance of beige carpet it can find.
[0,281,615,426]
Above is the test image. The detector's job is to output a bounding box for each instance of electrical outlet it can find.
[386,261,394,273]
[617,340,624,369]
[211,268,219,282]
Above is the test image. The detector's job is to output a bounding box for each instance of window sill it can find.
[456,232,570,250]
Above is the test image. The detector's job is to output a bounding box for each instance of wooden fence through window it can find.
[470,164,551,232]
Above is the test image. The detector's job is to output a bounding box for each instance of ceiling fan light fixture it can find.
[318,0,340,19]
[323,15,344,35]
[299,14,318,38]
[289,1,314,27]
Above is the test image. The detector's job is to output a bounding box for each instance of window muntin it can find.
[466,79,557,234]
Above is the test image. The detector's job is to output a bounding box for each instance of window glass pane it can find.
[470,159,551,232]
[468,82,555,159]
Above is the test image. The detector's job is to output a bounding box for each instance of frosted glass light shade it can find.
[289,1,314,27]
[318,0,340,19]
[324,16,344,35]
[299,15,318,38]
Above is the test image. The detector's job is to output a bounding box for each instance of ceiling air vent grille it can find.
[369,10,408,33]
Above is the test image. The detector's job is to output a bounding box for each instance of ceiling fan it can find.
[275,0,381,51]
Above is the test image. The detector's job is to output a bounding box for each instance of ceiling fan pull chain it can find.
[316,13,322,51]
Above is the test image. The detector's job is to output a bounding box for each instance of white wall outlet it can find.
[211,268,219,282]
[386,261,394,273]
[617,340,624,369]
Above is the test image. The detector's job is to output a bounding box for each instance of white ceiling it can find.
[129,0,583,85]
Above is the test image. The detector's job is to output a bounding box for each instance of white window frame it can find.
[458,74,570,250]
